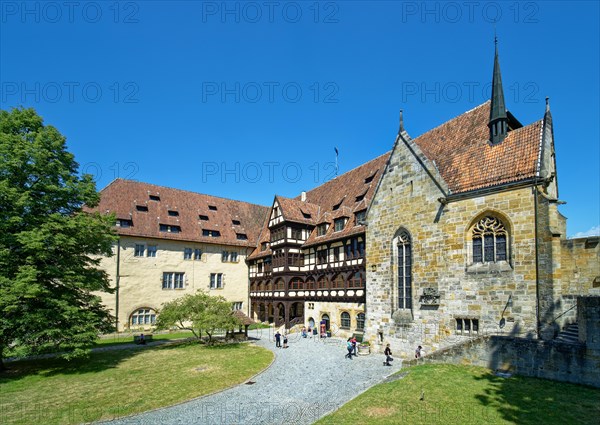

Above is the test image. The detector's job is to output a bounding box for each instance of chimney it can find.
[301,191,307,202]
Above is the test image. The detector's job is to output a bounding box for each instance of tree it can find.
[0,107,116,370]
[156,290,240,343]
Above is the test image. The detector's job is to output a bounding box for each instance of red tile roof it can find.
[411,101,543,194]
[247,152,390,259]
[87,179,269,247]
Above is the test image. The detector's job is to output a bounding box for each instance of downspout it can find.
[533,186,540,339]
[115,238,121,332]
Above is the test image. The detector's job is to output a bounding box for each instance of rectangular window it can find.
[232,302,243,310]
[208,205,217,211]
[149,195,160,201]
[317,249,328,265]
[184,248,192,260]
[168,210,179,216]
[484,234,495,262]
[496,235,507,261]
[231,252,238,262]
[134,244,145,257]
[199,215,209,221]
[473,237,483,263]
[117,219,133,228]
[147,245,157,257]
[232,219,241,225]
[163,272,185,289]
[333,246,340,261]
[222,251,229,262]
[334,218,346,232]
[202,229,221,237]
[210,273,223,289]
[456,318,479,335]
[194,248,202,260]
[136,205,148,212]
[291,228,302,240]
[159,224,181,233]
[355,210,366,225]
[317,223,328,236]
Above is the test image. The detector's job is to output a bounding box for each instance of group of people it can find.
[274,331,288,348]
[345,336,359,359]
[383,344,423,366]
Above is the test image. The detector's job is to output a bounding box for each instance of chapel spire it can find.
[488,37,508,144]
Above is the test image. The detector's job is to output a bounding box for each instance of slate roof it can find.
[411,101,543,194]
[87,179,269,247]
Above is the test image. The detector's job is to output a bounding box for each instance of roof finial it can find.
[489,34,508,145]
[545,96,550,113]
[399,109,404,133]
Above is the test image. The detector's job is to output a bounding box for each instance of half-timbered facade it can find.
[247,154,389,338]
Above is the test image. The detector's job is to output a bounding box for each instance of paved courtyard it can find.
[103,329,404,425]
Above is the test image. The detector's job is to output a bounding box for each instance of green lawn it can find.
[318,364,600,425]
[94,331,197,347]
[0,342,273,425]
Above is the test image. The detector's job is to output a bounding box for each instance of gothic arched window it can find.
[397,230,412,309]
[472,216,508,263]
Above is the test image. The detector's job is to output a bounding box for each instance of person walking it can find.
[345,338,354,359]
[384,343,393,366]
[283,333,289,348]
[350,336,357,356]
[415,345,423,359]
[275,331,282,348]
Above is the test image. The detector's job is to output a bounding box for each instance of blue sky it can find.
[1,1,598,237]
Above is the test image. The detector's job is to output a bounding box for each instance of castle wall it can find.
[97,236,250,331]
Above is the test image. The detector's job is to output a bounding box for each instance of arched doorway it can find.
[321,313,330,331]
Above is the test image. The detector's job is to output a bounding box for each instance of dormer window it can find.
[261,242,268,251]
[149,195,160,201]
[356,189,368,202]
[199,215,209,221]
[159,224,181,233]
[332,199,343,211]
[365,171,377,184]
[302,211,312,219]
[202,229,221,237]
[355,210,366,226]
[136,205,148,212]
[334,217,346,232]
[116,219,133,228]
[236,233,248,240]
[317,223,328,236]
[232,219,241,225]
[209,205,217,211]
[168,210,179,217]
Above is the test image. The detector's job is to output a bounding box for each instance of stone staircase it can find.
[555,323,580,344]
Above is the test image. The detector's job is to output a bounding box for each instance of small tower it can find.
[489,37,508,145]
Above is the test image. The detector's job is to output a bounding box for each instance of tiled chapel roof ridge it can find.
[87,179,270,247]
[409,101,543,194]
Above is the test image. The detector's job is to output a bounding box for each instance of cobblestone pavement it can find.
[102,329,404,425]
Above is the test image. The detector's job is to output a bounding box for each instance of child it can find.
[384,343,393,366]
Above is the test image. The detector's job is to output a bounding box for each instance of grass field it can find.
[317,364,600,425]
[0,341,273,425]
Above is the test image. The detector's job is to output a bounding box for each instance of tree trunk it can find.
[0,356,5,372]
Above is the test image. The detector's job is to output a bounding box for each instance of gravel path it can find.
[102,329,404,425]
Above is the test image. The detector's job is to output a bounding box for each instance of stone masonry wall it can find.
[366,136,542,358]
[404,296,600,388]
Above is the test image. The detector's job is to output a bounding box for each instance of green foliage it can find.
[0,107,116,369]
[156,290,241,342]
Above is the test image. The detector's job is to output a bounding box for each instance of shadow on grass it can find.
[0,340,194,382]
